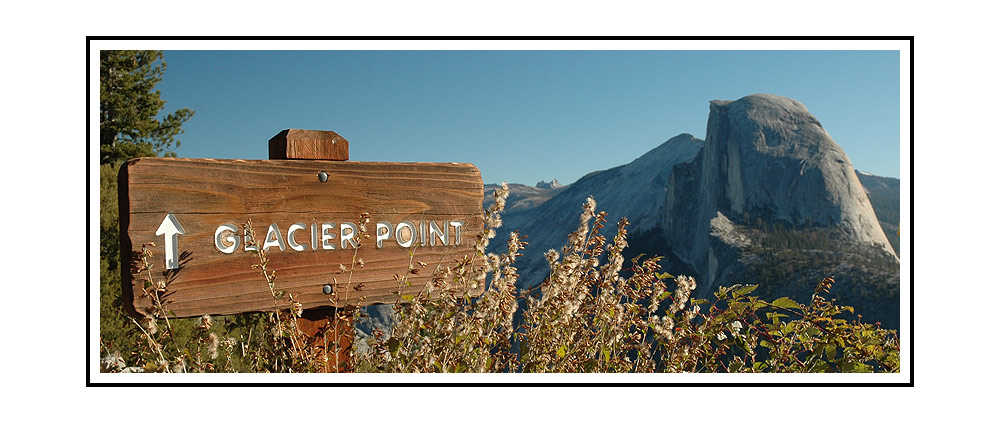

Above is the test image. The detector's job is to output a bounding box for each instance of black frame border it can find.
[86,35,915,387]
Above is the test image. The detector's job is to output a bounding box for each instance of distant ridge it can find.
[535,179,562,189]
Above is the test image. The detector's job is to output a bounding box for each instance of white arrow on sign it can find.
[155,213,187,270]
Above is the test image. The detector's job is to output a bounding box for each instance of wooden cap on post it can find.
[269,129,350,161]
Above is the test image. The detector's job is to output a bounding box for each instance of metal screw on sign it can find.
[318,171,329,182]
[323,284,333,295]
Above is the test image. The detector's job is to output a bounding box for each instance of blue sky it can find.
[158,50,900,184]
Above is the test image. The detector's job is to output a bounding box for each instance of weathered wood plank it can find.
[119,157,485,318]
[268,129,350,160]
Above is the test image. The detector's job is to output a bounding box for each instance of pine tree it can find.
[100,50,194,165]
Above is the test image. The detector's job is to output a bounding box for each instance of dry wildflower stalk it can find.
[327,212,373,372]
[243,219,321,371]
[124,243,184,371]
[137,243,172,334]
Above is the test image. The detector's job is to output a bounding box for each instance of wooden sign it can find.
[119,144,485,318]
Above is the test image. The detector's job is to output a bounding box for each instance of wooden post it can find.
[270,129,353,372]
[296,308,354,372]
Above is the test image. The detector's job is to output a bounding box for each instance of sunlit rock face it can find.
[663,94,896,292]
[708,95,891,252]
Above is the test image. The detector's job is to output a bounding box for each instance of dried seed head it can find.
[102,351,126,371]
[143,316,158,335]
[494,182,509,212]
[207,332,220,359]
[544,249,559,264]
[171,357,186,373]
[197,314,213,330]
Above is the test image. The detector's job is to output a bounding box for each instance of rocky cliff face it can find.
[491,134,704,289]
[661,94,897,296]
